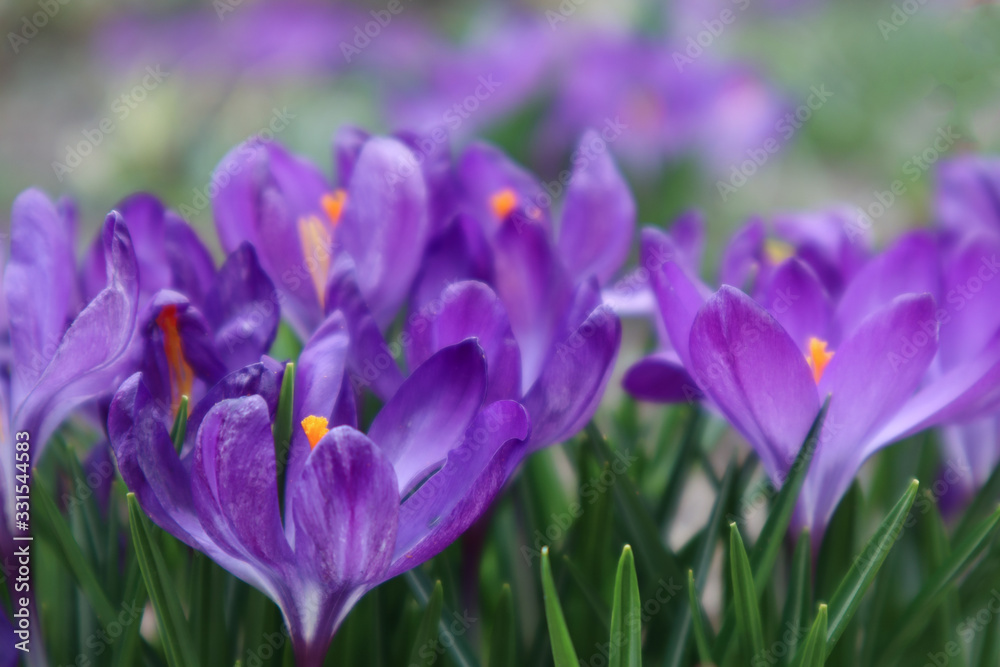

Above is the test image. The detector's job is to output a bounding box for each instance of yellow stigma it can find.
[764,238,794,265]
[320,189,347,226]
[156,304,194,415]
[298,214,333,307]
[489,188,518,220]
[806,337,834,384]
[301,415,330,450]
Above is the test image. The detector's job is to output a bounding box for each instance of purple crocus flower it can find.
[396,133,628,452]
[2,190,139,667]
[212,135,430,338]
[2,190,138,496]
[838,228,1000,503]
[624,225,960,533]
[110,312,529,665]
[934,154,1000,240]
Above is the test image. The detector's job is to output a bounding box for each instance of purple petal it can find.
[761,258,833,349]
[836,231,941,340]
[642,227,709,370]
[368,340,487,495]
[409,214,493,312]
[164,211,216,310]
[938,232,1000,367]
[284,312,350,521]
[720,217,766,290]
[186,362,281,450]
[669,209,706,274]
[193,396,292,569]
[211,140,329,337]
[805,294,938,531]
[324,256,404,401]
[205,243,280,369]
[623,351,701,403]
[140,291,228,406]
[5,189,76,404]
[333,125,371,185]
[493,218,573,389]
[113,193,172,298]
[406,281,521,403]
[458,141,551,236]
[522,305,621,451]
[12,212,139,452]
[935,156,1000,236]
[339,136,430,325]
[292,425,398,595]
[689,286,820,477]
[871,329,1000,447]
[772,207,870,299]
[557,130,635,285]
[387,400,529,578]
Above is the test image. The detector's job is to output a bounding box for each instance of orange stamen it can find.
[806,337,834,384]
[155,305,194,415]
[321,189,347,226]
[301,415,330,450]
[489,188,518,220]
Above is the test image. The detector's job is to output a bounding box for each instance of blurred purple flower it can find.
[211,135,431,338]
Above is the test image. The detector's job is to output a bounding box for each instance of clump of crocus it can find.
[110,311,530,665]
[623,222,977,534]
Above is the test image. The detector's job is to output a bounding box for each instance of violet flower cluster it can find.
[2,125,625,665]
[624,158,1000,534]
[4,116,1000,664]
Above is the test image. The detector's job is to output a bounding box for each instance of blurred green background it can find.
[2,0,1000,257]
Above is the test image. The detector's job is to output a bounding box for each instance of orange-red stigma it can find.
[156,304,194,414]
[321,189,347,226]
[806,337,834,384]
[301,415,330,450]
[489,188,517,220]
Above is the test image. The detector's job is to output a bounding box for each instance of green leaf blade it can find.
[730,522,765,663]
[609,545,642,667]
[541,547,581,667]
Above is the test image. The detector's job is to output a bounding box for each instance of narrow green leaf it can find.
[562,555,611,627]
[664,457,737,667]
[713,400,828,662]
[584,423,684,587]
[781,530,812,667]
[403,569,478,667]
[541,547,581,667]
[170,395,189,454]
[825,479,919,655]
[274,361,295,517]
[876,505,1000,663]
[730,522,765,662]
[487,584,515,667]
[408,581,444,666]
[128,494,199,667]
[33,475,118,624]
[687,570,714,667]
[609,545,642,667]
[794,604,828,667]
[655,407,703,527]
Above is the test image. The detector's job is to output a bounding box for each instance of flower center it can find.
[155,304,194,415]
[301,415,330,450]
[297,190,346,308]
[489,188,518,219]
[764,238,794,265]
[806,337,834,384]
